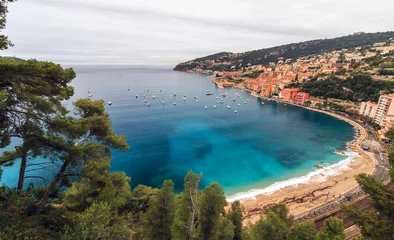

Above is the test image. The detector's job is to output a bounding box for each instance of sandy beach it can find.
[229,102,376,224]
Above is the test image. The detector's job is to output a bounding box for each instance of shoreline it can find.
[223,86,375,223]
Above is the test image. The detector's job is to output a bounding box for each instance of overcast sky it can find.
[2,0,394,65]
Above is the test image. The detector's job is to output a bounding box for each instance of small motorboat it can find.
[162,101,165,104]
[244,101,247,104]
[206,91,214,95]
[196,100,198,103]
[233,99,236,101]
[261,102,265,105]
[143,95,146,98]
[227,105,231,109]
[147,103,150,107]
[213,105,216,108]
[238,103,241,106]
[173,102,177,105]
[222,94,226,97]
[144,100,147,103]
[147,89,149,92]
[135,95,138,98]
[87,90,91,93]
[152,95,155,99]
[183,97,186,101]
[220,101,224,104]
[170,96,173,100]
[108,101,112,106]
[205,106,208,109]
[194,96,197,99]
[88,94,93,98]
[215,96,218,99]
[127,88,130,91]
[234,110,238,113]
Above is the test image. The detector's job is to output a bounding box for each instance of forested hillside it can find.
[174,31,394,72]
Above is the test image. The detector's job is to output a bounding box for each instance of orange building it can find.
[294,92,310,104]
[281,88,299,101]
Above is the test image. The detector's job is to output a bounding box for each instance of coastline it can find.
[224,88,375,223]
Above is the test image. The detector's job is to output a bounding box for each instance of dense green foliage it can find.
[290,74,394,102]
[174,32,394,71]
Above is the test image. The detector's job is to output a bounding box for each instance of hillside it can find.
[174,31,394,72]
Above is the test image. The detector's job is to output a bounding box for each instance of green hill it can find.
[174,31,394,72]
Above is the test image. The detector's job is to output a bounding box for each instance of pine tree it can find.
[34,99,129,214]
[217,217,235,240]
[171,170,202,240]
[198,182,227,240]
[141,180,176,240]
[251,211,290,240]
[64,202,130,240]
[228,200,243,240]
[64,144,132,211]
[288,220,317,240]
[0,58,76,191]
[316,217,345,240]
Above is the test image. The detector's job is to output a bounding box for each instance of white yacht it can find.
[108,101,112,105]
[227,105,231,109]
[234,110,238,113]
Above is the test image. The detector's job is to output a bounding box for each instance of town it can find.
[199,35,394,140]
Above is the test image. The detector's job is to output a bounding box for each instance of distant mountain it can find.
[174,31,394,72]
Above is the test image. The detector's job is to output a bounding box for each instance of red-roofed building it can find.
[294,92,310,104]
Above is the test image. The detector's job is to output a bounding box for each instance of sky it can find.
[2,0,394,66]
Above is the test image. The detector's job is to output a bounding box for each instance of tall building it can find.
[374,94,394,126]
[359,101,377,119]
[281,88,299,101]
[294,92,310,104]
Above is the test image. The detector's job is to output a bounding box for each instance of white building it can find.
[374,94,394,126]
[359,101,377,119]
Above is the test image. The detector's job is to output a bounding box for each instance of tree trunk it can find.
[17,150,27,191]
[34,161,69,215]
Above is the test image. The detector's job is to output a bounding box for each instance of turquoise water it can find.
[0,66,356,198]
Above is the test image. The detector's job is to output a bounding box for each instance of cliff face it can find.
[174,31,394,72]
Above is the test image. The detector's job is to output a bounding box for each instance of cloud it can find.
[1,0,394,65]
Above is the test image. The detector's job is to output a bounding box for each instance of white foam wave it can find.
[226,151,358,202]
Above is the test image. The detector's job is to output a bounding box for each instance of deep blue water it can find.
[0,66,355,197]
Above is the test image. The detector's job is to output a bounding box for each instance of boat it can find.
[206,91,214,95]
[147,89,149,92]
[143,95,146,98]
[147,103,150,107]
[227,105,231,109]
[261,102,265,105]
[213,105,216,108]
[217,101,220,103]
[244,101,247,104]
[173,93,176,96]
[220,101,224,104]
[234,110,238,113]
[173,102,177,105]
[87,90,91,93]
[222,94,226,97]
[152,95,155,99]
[238,103,241,106]
[233,99,236,101]
[215,96,218,99]
[127,88,130,91]
[135,95,138,98]
[162,101,165,104]
[144,100,147,103]
[170,96,172,100]
[196,100,198,103]
[108,101,112,105]
[194,96,197,99]
[183,97,186,101]
[205,106,208,109]
[88,94,93,98]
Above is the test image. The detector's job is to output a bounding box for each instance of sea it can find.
[0,65,357,201]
